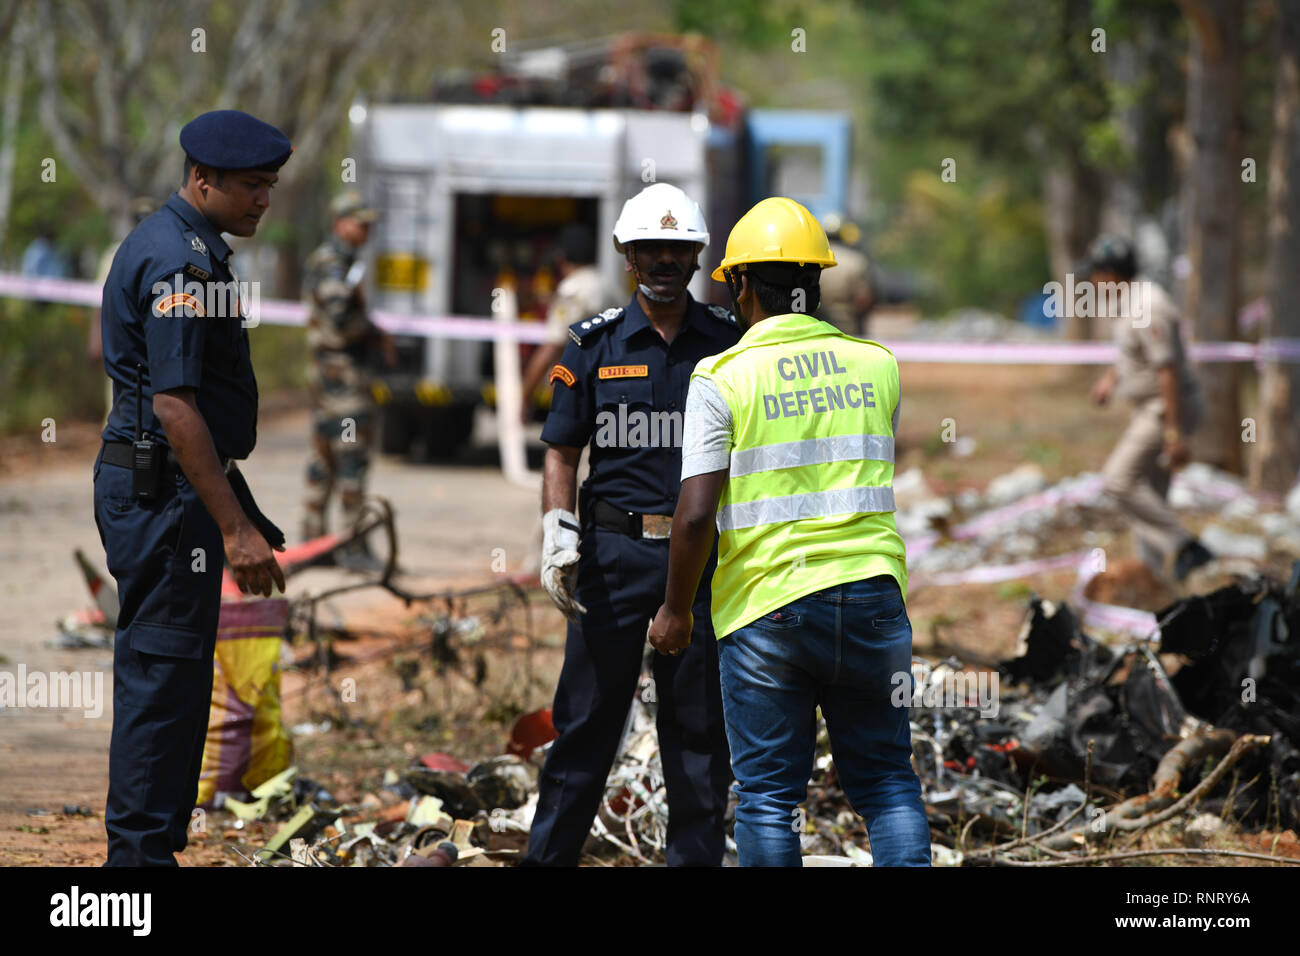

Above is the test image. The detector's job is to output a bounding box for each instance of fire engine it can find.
[351,33,852,457]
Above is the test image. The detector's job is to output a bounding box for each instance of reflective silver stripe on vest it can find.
[717,484,896,532]
[729,434,894,478]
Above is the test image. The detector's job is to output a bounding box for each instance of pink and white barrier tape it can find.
[0,272,553,344]
[1077,601,1160,640]
[911,544,1162,640]
[910,548,1094,587]
[1071,561,1162,640]
[906,476,1107,559]
[5,272,1299,358]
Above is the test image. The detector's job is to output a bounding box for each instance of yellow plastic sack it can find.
[196,597,292,808]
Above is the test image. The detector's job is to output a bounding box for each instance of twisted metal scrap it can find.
[967,730,1289,866]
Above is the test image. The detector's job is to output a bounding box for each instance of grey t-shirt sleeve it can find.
[681,376,733,480]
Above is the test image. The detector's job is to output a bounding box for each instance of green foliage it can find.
[996,580,1033,601]
[921,429,948,458]
[0,301,105,431]
[874,170,1049,314]
[250,323,311,392]
[1025,441,1062,465]
[0,298,308,434]
[669,0,1199,315]
[672,0,810,48]
[4,121,111,268]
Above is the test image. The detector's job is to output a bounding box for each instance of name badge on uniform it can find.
[597,365,649,380]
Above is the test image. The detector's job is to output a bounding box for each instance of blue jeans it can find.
[718,575,931,867]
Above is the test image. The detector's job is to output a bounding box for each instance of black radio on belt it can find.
[131,364,165,500]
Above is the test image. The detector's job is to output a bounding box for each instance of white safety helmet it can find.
[612,182,709,253]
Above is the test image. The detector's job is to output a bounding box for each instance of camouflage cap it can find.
[330,190,379,222]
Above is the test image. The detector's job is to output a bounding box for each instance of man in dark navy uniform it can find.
[525,183,740,866]
[94,109,291,866]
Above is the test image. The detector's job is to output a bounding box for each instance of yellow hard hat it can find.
[712,197,837,281]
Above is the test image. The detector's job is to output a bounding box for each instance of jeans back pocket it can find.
[756,608,802,629]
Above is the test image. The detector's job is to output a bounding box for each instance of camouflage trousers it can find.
[303,350,374,540]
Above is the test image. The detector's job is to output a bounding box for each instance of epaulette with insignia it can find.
[179,229,214,282]
[706,303,738,327]
[568,307,624,346]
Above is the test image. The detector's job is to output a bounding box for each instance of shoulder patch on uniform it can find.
[568,307,624,346]
[706,303,738,326]
[153,292,206,317]
[548,363,577,388]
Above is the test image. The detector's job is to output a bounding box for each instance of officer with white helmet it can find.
[525,182,740,866]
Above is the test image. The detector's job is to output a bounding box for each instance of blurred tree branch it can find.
[29,0,402,240]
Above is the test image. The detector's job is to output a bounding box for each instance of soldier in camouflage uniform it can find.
[302,191,394,569]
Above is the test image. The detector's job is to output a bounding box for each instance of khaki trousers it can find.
[1101,397,1193,574]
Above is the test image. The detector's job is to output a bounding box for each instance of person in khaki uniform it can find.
[1086,235,1213,581]
[519,224,614,422]
[817,213,874,337]
[301,191,395,569]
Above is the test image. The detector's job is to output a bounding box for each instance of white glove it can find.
[542,508,587,620]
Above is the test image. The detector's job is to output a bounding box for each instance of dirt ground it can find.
[0,364,1289,865]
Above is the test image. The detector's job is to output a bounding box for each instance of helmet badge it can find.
[660,210,678,229]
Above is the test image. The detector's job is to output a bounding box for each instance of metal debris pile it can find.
[897,562,1300,865]
[228,658,702,866]
[216,560,1300,866]
[214,752,539,867]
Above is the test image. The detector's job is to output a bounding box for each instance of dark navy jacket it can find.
[542,292,741,517]
[101,193,257,460]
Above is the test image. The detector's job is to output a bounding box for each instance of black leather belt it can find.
[591,499,673,540]
[101,441,232,473]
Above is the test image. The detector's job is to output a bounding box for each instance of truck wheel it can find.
[416,404,477,460]
[378,404,412,455]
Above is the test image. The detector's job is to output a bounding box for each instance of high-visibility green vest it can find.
[692,312,906,638]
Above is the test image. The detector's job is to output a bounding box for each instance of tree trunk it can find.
[272,181,309,300]
[1251,0,1300,496]
[1098,35,1143,241]
[0,15,26,254]
[1043,158,1100,340]
[1181,0,1244,473]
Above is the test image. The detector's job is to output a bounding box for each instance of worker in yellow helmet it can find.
[648,197,931,867]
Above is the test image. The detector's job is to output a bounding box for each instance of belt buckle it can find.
[642,514,672,539]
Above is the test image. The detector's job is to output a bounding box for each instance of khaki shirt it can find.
[818,241,872,334]
[546,265,613,345]
[1112,280,1203,427]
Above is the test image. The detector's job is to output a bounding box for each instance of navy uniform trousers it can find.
[525,524,732,866]
[93,448,223,866]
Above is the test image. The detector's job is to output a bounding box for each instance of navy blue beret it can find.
[179,110,292,171]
